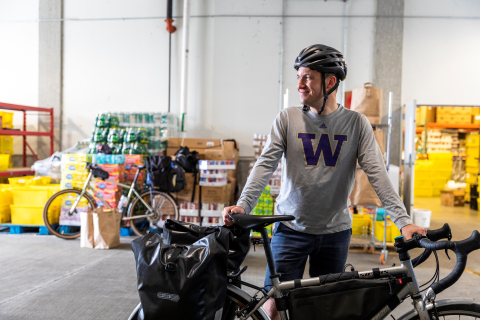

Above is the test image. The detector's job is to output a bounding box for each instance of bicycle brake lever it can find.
[445,249,451,260]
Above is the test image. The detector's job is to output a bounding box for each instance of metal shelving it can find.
[0,102,54,176]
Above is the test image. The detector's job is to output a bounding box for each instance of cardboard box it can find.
[441,190,465,207]
[202,140,239,161]
[168,138,222,149]
[416,106,436,124]
[201,183,231,204]
[205,148,227,160]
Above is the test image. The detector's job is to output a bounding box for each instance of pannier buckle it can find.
[165,263,176,272]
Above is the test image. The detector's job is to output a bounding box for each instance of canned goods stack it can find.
[61,154,91,190]
[92,162,125,209]
[251,185,275,237]
[199,169,228,186]
[250,133,282,196]
[89,112,121,154]
[178,201,225,226]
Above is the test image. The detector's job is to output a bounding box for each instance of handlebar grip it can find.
[430,253,467,295]
[456,230,480,255]
[426,223,452,242]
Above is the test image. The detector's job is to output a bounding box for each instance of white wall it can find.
[402,0,480,106]
[0,0,39,155]
[62,0,377,156]
[4,0,480,158]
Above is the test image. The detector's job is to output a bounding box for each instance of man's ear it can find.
[326,75,338,92]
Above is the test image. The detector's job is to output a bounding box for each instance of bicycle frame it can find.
[70,169,156,222]
[239,227,434,320]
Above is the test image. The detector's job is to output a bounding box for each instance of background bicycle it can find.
[43,162,179,239]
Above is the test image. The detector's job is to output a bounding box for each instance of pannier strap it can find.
[372,268,381,278]
[165,246,184,272]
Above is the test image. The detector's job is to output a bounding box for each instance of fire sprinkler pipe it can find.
[165,0,176,113]
[179,0,190,133]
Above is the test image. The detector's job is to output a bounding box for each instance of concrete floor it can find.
[1,197,480,319]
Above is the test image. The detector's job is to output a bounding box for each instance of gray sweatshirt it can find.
[237,105,412,235]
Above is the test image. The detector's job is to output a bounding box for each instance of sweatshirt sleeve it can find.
[236,111,287,214]
[357,115,413,230]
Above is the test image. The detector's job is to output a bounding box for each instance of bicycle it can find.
[43,162,179,239]
[218,214,480,320]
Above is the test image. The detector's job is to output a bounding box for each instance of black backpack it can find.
[175,146,199,201]
[175,146,199,173]
[146,156,186,193]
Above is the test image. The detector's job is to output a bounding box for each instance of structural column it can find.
[373,0,404,167]
[39,0,63,157]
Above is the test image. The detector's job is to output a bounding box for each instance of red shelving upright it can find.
[0,102,54,176]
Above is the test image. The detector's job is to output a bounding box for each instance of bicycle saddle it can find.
[229,213,294,230]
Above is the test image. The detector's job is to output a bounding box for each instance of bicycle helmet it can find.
[295,44,347,115]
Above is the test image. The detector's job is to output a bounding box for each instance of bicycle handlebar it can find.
[417,230,480,295]
[411,223,452,267]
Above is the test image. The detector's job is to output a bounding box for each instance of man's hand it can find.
[223,206,246,226]
[401,224,427,240]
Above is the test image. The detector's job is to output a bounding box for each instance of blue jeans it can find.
[264,222,352,288]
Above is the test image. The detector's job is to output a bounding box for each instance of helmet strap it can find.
[302,105,309,112]
[318,73,341,115]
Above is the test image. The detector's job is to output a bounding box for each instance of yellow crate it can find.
[466,134,480,147]
[467,146,480,157]
[0,111,14,129]
[375,221,392,242]
[0,136,13,152]
[0,185,13,205]
[428,152,453,161]
[352,215,371,236]
[466,173,477,184]
[0,149,14,155]
[433,180,447,188]
[0,154,10,171]
[12,185,61,207]
[466,166,478,174]
[10,204,60,226]
[8,176,36,185]
[433,188,442,197]
[415,160,435,171]
[414,179,434,188]
[466,157,479,168]
[415,187,434,197]
[0,204,11,223]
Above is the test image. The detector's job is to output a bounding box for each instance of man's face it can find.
[297,67,323,106]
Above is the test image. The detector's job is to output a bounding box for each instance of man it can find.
[222,44,426,320]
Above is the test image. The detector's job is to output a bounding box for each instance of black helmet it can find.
[295,44,347,114]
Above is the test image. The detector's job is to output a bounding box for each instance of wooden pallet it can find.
[0,223,52,235]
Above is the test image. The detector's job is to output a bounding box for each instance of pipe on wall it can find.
[179,0,190,133]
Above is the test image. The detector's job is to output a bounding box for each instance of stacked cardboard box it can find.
[416,106,436,125]
[251,134,282,196]
[436,107,473,125]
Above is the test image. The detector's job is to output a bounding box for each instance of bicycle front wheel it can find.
[402,300,480,319]
[127,190,179,236]
[43,189,97,239]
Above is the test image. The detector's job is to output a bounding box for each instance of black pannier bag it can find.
[146,155,186,193]
[288,278,408,320]
[175,146,199,202]
[163,219,250,271]
[131,229,232,320]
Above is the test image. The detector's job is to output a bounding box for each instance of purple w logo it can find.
[297,133,348,167]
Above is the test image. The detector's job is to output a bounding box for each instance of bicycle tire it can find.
[399,299,480,319]
[222,286,269,320]
[127,190,179,237]
[43,188,97,240]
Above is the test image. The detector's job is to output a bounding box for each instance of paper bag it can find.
[351,83,383,124]
[93,208,121,249]
[80,210,94,248]
[350,169,382,207]
[374,128,385,157]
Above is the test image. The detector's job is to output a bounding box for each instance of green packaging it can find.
[107,128,124,144]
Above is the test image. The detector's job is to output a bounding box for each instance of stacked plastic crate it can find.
[465,133,480,202]
[414,153,453,197]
